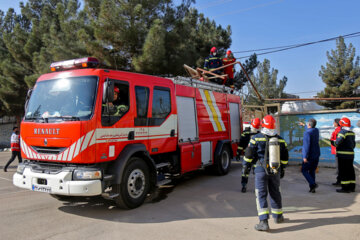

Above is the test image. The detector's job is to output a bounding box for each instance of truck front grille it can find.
[31,146,66,155]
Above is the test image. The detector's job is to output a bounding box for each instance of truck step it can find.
[101,193,119,200]
[157,179,172,186]
[156,162,170,169]
[103,174,114,181]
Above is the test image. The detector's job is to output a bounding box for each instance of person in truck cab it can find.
[103,86,128,116]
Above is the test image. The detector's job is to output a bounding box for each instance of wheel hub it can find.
[127,169,145,199]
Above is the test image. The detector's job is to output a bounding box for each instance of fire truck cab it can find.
[13,58,242,209]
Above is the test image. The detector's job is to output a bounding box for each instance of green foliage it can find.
[0,0,88,117]
[246,58,288,105]
[233,53,259,90]
[0,0,231,118]
[317,37,360,109]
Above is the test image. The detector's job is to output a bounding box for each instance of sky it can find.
[1,0,360,98]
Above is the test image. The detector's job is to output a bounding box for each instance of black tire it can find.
[214,146,231,175]
[114,157,150,209]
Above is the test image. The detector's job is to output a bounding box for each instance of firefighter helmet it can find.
[251,118,261,129]
[262,115,276,129]
[339,117,351,127]
[210,47,217,53]
[114,86,120,94]
[226,50,232,56]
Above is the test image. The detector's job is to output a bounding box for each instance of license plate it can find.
[32,185,51,193]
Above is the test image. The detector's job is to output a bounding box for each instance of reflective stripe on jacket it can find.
[335,129,356,159]
[10,132,20,151]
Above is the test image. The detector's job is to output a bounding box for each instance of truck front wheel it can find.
[114,157,150,209]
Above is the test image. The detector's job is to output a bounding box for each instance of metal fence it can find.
[0,116,16,125]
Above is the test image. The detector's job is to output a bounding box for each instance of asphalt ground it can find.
[0,151,359,240]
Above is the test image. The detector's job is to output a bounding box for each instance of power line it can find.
[234,31,360,59]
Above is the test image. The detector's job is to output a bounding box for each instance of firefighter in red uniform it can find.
[331,117,356,193]
[204,47,223,84]
[222,50,236,88]
[4,127,22,172]
[240,118,261,193]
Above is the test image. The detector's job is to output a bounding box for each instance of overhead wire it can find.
[233,31,360,59]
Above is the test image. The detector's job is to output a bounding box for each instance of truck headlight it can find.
[16,164,26,174]
[73,170,102,180]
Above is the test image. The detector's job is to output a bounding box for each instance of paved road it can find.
[0,152,359,240]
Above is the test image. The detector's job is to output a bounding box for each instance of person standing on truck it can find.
[330,118,341,186]
[222,50,236,89]
[331,117,356,193]
[240,118,261,193]
[244,115,288,231]
[301,118,320,193]
[4,127,22,172]
[204,47,223,84]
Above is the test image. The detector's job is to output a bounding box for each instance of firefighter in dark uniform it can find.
[204,47,223,84]
[331,117,356,193]
[240,118,261,193]
[244,115,289,231]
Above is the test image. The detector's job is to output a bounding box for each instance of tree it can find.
[317,36,360,109]
[246,58,288,105]
[0,0,232,119]
[233,53,259,90]
[0,0,88,120]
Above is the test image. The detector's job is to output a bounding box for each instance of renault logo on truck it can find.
[34,128,60,135]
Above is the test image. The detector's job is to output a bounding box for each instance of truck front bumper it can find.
[13,168,102,196]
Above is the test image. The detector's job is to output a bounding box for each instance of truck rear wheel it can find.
[214,146,231,175]
[114,157,150,209]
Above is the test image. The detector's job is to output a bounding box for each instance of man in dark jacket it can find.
[301,118,320,193]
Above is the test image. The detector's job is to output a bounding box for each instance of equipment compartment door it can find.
[176,96,198,142]
[229,102,241,142]
[201,141,212,166]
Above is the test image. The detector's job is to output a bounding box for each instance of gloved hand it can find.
[242,163,252,176]
[280,167,285,179]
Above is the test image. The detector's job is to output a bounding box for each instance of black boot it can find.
[255,219,269,231]
[336,188,350,193]
[274,215,284,224]
[241,186,247,193]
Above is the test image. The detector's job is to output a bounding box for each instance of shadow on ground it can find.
[57,163,359,225]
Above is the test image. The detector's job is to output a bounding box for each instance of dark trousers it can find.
[301,160,319,188]
[254,166,282,221]
[4,151,22,171]
[335,156,340,183]
[338,156,356,191]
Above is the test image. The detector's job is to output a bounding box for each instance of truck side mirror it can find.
[24,88,33,113]
[103,79,114,103]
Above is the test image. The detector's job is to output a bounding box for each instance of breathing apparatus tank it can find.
[268,137,280,174]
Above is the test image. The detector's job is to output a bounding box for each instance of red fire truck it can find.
[13,57,242,209]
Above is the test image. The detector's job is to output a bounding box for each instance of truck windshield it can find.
[25,76,98,121]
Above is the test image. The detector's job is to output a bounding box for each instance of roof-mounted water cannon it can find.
[50,57,100,72]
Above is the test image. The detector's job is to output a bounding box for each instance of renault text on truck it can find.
[13,57,242,209]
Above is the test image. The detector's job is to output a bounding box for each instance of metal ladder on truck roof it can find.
[169,76,233,94]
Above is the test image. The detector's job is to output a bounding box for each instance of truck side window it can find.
[150,87,171,126]
[102,80,129,126]
[135,86,149,126]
